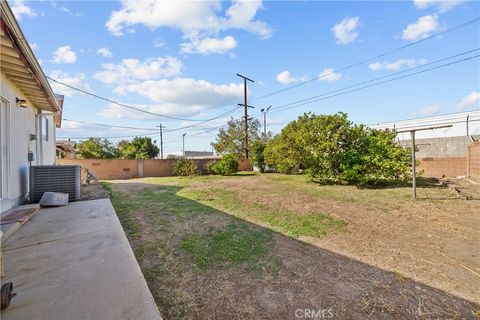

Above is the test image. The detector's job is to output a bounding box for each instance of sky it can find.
[10,0,480,154]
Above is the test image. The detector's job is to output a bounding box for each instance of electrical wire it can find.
[254,17,480,100]
[268,54,480,115]
[47,75,232,122]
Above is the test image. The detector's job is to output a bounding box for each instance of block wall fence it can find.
[57,142,480,181]
[57,158,252,180]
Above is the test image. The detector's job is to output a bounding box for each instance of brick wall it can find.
[57,157,252,180]
[418,157,467,178]
[467,141,480,181]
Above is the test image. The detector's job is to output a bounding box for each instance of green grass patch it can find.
[180,187,346,238]
[180,222,273,269]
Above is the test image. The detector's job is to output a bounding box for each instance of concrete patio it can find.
[1,199,162,320]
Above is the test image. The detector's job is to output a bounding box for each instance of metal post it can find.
[261,105,272,136]
[263,111,267,135]
[156,124,164,159]
[411,130,416,199]
[182,133,186,157]
[466,115,469,136]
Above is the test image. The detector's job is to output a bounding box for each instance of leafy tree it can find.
[250,141,267,173]
[77,138,117,159]
[211,117,262,156]
[265,112,411,186]
[118,137,159,159]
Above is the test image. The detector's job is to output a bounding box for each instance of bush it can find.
[211,154,238,175]
[265,112,411,186]
[172,157,197,176]
[204,160,219,175]
[250,141,266,173]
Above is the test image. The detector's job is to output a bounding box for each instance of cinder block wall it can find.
[418,157,467,178]
[399,136,478,158]
[57,158,253,180]
[467,141,480,181]
[57,159,138,179]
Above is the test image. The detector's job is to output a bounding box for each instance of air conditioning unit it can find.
[30,165,81,203]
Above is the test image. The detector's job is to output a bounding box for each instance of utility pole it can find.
[396,124,452,199]
[182,133,187,157]
[236,73,254,159]
[260,105,272,136]
[156,124,165,159]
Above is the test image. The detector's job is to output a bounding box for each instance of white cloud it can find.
[31,43,38,51]
[332,17,360,44]
[106,0,271,38]
[48,71,93,97]
[276,70,298,84]
[222,0,271,39]
[98,78,243,120]
[52,45,77,64]
[417,105,441,115]
[153,37,165,48]
[94,56,183,85]
[402,15,440,41]
[97,47,113,58]
[413,0,464,12]
[10,0,36,20]
[455,92,480,110]
[181,36,237,55]
[114,78,243,106]
[318,68,342,82]
[369,58,427,71]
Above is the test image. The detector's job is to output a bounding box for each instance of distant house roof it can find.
[1,1,60,113]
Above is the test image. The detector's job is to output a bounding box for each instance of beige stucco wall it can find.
[1,73,56,211]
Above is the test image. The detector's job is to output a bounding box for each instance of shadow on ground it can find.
[106,181,479,320]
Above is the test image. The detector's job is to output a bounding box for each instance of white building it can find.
[1,1,63,212]
[370,110,480,140]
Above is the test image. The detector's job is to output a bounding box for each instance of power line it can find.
[255,17,480,100]
[62,119,158,131]
[268,54,480,115]
[368,110,480,126]
[47,75,228,122]
[269,49,479,114]
[59,107,238,138]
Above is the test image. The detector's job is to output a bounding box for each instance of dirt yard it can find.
[104,174,479,319]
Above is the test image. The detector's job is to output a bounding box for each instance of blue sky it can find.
[10,0,480,154]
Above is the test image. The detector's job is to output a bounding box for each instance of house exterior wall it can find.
[1,73,57,212]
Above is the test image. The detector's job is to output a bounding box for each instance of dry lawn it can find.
[104,174,479,319]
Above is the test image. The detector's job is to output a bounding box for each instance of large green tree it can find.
[265,112,411,185]
[211,117,262,156]
[117,137,159,159]
[77,138,117,159]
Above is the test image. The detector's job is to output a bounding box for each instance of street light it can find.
[182,133,187,157]
[260,105,272,136]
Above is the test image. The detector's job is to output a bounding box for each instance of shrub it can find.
[212,154,238,175]
[204,160,219,175]
[172,157,197,176]
[250,141,266,173]
[265,112,411,186]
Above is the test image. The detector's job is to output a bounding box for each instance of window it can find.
[41,117,49,141]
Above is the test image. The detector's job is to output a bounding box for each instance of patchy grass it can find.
[180,222,273,270]
[104,173,478,319]
[181,188,346,238]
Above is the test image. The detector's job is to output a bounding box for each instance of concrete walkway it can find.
[1,199,162,320]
